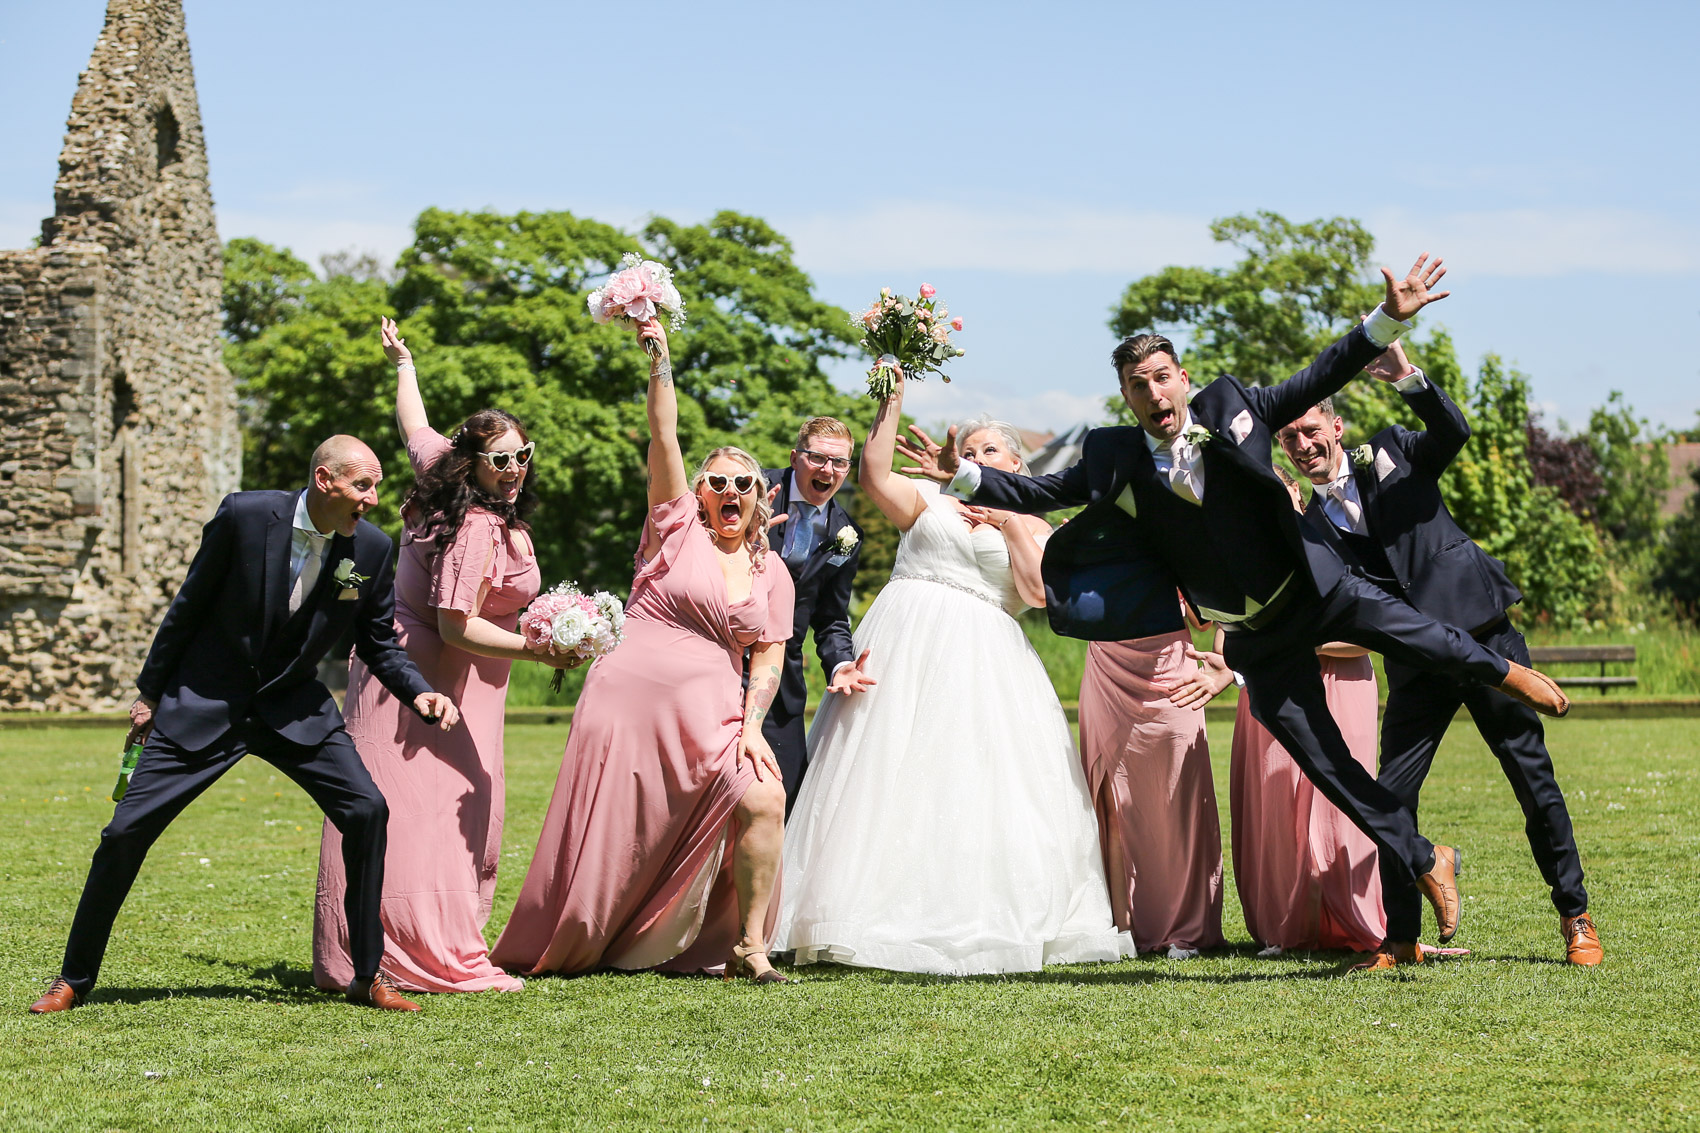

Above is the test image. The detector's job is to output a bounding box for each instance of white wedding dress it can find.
[774,484,1133,975]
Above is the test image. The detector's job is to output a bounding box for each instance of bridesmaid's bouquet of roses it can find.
[587,252,687,356]
[853,283,965,400]
[521,583,626,693]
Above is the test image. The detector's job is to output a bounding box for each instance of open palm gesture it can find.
[1380,253,1450,323]
[895,424,959,484]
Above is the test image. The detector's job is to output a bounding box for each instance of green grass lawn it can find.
[2,718,1696,1131]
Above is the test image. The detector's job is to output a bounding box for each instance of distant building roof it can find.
[1665,442,1700,517]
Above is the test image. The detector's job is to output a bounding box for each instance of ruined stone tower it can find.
[0,0,239,711]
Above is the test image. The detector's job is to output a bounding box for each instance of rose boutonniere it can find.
[830,526,859,556]
[1180,423,1212,448]
[332,558,370,590]
[1351,445,1375,468]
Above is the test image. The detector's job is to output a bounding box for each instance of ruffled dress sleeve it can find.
[758,551,796,643]
[431,510,507,616]
[632,494,700,590]
[406,425,454,478]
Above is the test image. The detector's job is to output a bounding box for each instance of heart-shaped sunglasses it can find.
[704,473,758,495]
[478,442,535,472]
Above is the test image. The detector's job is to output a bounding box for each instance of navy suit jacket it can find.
[1303,378,1522,634]
[136,490,434,751]
[967,323,1387,640]
[765,468,860,718]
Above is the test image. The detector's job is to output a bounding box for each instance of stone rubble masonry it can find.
[0,0,239,712]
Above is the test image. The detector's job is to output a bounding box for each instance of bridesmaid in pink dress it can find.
[1227,468,1384,954]
[313,318,575,993]
[490,317,795,983]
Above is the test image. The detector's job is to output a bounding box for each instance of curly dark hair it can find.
[403,409,537,558]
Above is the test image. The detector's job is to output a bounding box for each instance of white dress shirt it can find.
[288,490,334,615]
[1318,368,1428,536]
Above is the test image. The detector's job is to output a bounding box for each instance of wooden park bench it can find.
[1527,645,1636,694]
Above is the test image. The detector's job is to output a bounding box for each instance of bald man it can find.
[31,437,460,1015]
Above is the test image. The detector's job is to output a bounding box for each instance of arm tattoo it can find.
[652,361,673,388]
[745,664,779,728]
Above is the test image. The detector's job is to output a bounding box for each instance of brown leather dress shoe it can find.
[1497,662,1570,718]
[1351,941,1425,971]
[1562,913,1603,966]
[346,972,421,1012]
[29,978,82,1014]
[1414,845,1463,943]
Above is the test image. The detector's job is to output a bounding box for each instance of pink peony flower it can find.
[951,316,964,331]
[918,283,936,299]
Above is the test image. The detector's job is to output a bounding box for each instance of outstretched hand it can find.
[827,648,878,696]
[1153,645,1236,709]
[1380,253,1450,323]
[1362,334,1417,383]
[379,316,412,367]
[765,484,789,532]
[895,424,959,484]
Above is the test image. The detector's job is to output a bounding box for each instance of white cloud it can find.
[781,202,1225,275]
[1370,206,1700,277]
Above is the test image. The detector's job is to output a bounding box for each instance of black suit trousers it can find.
[763,707,809,818]
[1224,572,1512,886]
[60,719,389,995]
[1377,620,1588,940]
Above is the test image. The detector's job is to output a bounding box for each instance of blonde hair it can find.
[690,446,773,569]
[955,416,1030,475]
[795,416,854,452]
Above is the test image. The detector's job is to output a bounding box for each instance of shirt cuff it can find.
[1391,367,1429,393]
[944,461,982,500]
[829,661,854,682]
[1232,671,1246,689]
[1361,304,1413,349]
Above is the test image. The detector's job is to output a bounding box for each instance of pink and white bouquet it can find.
[853,283,965,400]
[587,252,687,355]
[520,582,626,693]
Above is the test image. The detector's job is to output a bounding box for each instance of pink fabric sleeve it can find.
[759,551,796,643]
[406,426,454,478]
[632,494,700,588]
[431,510,507,616]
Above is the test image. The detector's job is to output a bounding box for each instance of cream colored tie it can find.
[1328,482,1364,535]
[289,535,327,615]
[1167,442,1203,506]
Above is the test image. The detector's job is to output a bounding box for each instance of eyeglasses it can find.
[479,442,535,471]
[798,449,851,473]
[704,473,757,495]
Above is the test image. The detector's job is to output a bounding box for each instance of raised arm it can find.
[640,319,689,560]
[380,317,430,443]
[858,372,930,532]
[898,421,1094,515]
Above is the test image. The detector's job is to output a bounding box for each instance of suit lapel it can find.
[262,496,295,645]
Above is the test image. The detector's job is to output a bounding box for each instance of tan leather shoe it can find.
[346,972,421,1012]
[1415,845,1463,943]
[29,978,82,1014]
[1562,913,1603,966]
[1497,662,1570,718]
[1351,941,1425,971]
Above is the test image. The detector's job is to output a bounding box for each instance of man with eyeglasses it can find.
[764,417,872,817]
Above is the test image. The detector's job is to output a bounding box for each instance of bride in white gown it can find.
[774,371,1133,975]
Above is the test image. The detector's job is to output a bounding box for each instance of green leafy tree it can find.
[226,208,876,594]
[1585,391,1669,548]
[1655,465,1700,615]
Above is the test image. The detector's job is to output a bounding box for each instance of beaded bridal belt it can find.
[888,571,1007,612]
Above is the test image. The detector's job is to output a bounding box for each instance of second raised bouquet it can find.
[854,283,965,400]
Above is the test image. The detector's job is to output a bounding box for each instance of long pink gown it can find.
[489,494,794,976]
[313,427,539,993]
[1229,652,1385,952]
[1078,629,1225,954]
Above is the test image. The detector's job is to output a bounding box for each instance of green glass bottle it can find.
[112,740,143,802]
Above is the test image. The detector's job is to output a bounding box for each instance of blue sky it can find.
[3,1,1696,435]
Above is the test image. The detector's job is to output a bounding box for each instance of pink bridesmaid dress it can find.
[1229,652,1386,952]
[1078,629,1225,954]
[313,427,540,993]
[489,494,794,976]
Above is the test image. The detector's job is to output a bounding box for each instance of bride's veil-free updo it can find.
[689,446,773,570]
[954,415,1031,474]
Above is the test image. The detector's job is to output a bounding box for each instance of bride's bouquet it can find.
[587,252,687,355]
[520,582,626,693]
[853,283,965,400]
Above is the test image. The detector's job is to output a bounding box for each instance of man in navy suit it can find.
[917,254,1571,950]
[30,436,460,1015]
[1277,336,1601,968]
[764,416,872,817]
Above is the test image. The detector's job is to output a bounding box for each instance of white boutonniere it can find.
[1180,424,1212,448]
[332,558,370,590]
[830,526,859,556]
[1351,445,1375,468]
